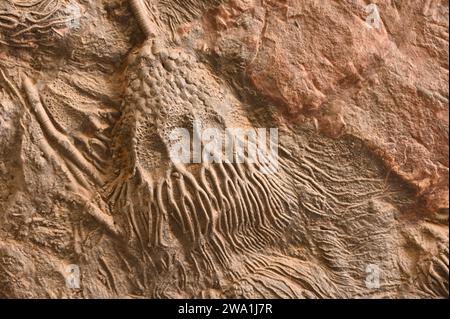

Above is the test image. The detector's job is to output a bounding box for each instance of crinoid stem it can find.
[0,68,27,108]
[129,0,159,39]
[22,75,104,186]
[82,196,123,239]
[66,192,123,239]
[11,0,48,8]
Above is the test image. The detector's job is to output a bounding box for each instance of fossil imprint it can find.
[0,0,79,48]
[2,0,446,298]
[11,0,313,297]
[107,0,308,295]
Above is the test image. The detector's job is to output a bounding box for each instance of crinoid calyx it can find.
[105,0,341,298]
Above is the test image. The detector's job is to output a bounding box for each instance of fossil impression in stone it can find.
[0,0,447,299]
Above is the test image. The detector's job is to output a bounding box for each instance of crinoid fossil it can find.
[1,0,445,299]
[106,0,342,298]
[0,0,81,48]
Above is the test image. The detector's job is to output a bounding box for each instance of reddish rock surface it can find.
[0,0,448,298]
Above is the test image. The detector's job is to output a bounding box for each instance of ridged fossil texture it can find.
[0,0,447,298]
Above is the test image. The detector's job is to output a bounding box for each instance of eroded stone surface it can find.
[0,0,448,298]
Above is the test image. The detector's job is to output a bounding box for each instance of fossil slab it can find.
[0,0,448,298]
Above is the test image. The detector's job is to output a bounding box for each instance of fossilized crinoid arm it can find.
[129,0,162,39]
[21,75,123,239]
[0,0,77,48]
[22,76,104,186]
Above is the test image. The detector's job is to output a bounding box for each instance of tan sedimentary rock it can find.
[0,0,447,298]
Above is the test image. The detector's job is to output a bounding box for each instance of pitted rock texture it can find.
[0,0,448,298]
